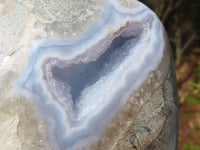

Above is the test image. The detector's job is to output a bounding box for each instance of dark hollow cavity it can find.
[51,23,143,104]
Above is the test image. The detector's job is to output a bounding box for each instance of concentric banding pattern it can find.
[16,1,165,150]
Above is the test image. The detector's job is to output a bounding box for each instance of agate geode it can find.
[0,0,178,150]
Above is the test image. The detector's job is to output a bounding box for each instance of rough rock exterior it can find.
[0,0,178,150]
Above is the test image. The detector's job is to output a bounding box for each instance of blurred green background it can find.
[140,0,200,149]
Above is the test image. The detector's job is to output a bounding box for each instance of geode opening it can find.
[51,22,143,105]
[16,1,166,149]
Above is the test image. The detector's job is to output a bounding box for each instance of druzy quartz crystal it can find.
[0,0,178,150]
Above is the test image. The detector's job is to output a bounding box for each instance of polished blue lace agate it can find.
[16,0,164,149]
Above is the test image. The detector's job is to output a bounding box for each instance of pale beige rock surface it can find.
[0,0,178,150]
[0,114,21,150]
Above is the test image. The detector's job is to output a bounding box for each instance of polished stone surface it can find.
[0,0,178,150]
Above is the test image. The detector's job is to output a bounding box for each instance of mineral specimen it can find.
[0,0,178,150]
